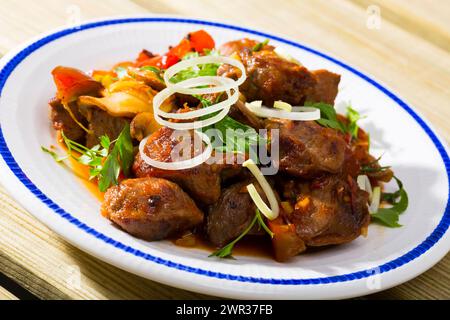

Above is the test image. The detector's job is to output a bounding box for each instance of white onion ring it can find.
[243,159,279,220]
[154,77,237,120]
[245,102,320,121]
[153,105,232,130]
[142,55,246,169]
[164,55,246,95]
[139,130,212,170]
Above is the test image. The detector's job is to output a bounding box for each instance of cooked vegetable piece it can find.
[188,30,215,53]
[79,91,152,118]
[52,66,103,104]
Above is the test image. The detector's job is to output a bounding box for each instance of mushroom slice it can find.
[79,92,152,118]
[130,112,161,141]
[127,67,166,91]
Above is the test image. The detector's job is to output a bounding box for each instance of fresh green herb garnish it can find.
[306,101,346,132]
[197,95,262,154]
[42,124,133,192]
[140,66,164,81]
[361,165,391,173]
[252,39,269,52]
[210,209,273,258]
[170,50,220,84]
[307,102,365,139]
[41,146,69,162]
[360,155,391,174]
[371,176,408,228]
[346,106,364,138]
[214,116,260,153]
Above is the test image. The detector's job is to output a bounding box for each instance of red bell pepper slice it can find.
[52,66,103,104]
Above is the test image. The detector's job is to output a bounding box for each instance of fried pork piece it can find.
[207,181,265,247]
[266,119,350,178]
[101,178,203,241]
[306,69,341,105]
[79,107,130,148]
[288,175,370,246]
[49,98,86,142]
[218,39,317,106]
[133,127,242,205]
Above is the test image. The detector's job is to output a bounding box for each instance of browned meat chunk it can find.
[219,39,316,106]
[219,38,274,56]
[49,98,86,142]
[266,119,349,177]
[133,127,241,205]
[207,181,264,247]
[289,175,369,246]
[101,178,203,241]
[306,69,341,105]
[79,107,130,148]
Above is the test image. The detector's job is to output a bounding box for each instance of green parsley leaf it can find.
[371,176,408,228]
[169,50,220,84]
[43,124,133,192]
[252,39,269,52]
[41,146,68,162]
[98,147,121,192]
[306,101,346,132]
[97,123,133,191]
[346,106,364,138]
[115,123,134,177]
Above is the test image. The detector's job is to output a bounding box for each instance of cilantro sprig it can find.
[42,124,133,192]
[306,102,364,139]
[371,177,408,228]
[209,209,273,259]
[169,50,220,84]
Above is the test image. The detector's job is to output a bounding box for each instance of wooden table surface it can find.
[0,0,449,300]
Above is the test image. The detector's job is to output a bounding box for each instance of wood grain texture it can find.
[0,286,18,300]
[0,0,449,300]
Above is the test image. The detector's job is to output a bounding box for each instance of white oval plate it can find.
[0,16,449,300]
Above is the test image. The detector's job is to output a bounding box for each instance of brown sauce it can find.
[172,233,274,259]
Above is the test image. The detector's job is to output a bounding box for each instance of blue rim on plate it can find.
[0,17,449,285]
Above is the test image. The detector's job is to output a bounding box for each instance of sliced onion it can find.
[357,174,373,200]
[369,186,381,214]
[153,73,240,130]
[153,105,232,130]
[243,159,279,220]
[274,100,292,112]
[248,100,262,107]
[154,77,236,120]
[245,102,320,121]
[247,183,277,220]
[164,55,246,95]
[139,130,212,170]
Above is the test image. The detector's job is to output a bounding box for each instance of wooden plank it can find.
[0,0,144,54]
[350,0,450,52]
[0,286,18,300]
[0,0,449,299]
